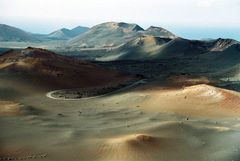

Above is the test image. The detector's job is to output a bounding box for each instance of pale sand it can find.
[138,84,240,118]
[1,83,240,161]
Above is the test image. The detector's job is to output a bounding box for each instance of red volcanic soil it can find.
[0,47,134,90]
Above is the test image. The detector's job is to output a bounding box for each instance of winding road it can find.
[46,79,147,100]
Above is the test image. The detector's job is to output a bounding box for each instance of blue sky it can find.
[0,0,240,40]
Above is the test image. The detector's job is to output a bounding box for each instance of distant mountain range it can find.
[47,26,89,40]
[0,22,176,46]
[0,24,89,42]
[68,22,177,48]
[0,22,239,66]
[0,24,39,42]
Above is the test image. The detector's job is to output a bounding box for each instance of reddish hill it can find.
[0,47,134,90]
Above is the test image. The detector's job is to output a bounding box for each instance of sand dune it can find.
[94,134,177,161]
[136,84,240,118]
[100,83,240,118]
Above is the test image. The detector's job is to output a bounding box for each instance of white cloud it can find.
[197,0,216,7]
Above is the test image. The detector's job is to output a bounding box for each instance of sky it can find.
[0,0,240,40]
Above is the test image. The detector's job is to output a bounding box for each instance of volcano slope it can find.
[0,47,134,96]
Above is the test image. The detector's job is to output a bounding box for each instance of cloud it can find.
[196,0,216,7]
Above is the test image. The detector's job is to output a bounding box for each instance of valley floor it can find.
[1,75,240,161]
